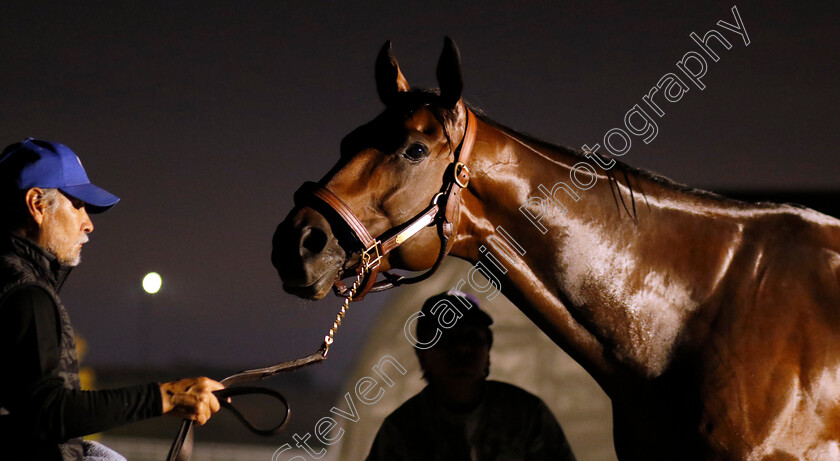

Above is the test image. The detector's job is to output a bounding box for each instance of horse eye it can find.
[402,143,428,161]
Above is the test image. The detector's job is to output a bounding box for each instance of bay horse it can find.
[272,38,840,460]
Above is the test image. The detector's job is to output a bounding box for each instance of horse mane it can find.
[466,102,765,213]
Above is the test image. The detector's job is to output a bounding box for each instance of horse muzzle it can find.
[272,206,346,300]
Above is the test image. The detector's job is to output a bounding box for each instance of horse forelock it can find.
[386,89,474,126]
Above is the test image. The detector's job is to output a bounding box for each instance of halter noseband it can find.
[295,108,477,301]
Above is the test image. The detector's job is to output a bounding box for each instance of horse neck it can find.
[451,116,746,388]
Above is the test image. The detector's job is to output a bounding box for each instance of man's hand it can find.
[159,377,224,425]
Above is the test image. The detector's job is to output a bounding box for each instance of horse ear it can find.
[375,41,411,106]
[436,36,463,109]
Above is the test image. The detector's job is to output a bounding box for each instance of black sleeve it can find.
[0,285,162,443]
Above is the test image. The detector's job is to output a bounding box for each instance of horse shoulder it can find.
[691,206,840,456]
[732,206,840,331]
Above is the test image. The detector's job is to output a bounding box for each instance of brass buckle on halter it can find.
[361,240,383,271]
[453,162,470,188]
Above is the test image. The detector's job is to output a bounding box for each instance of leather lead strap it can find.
[167,349,328,461]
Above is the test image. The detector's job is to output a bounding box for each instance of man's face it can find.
[419,325,491,384]
[38,192,93,266]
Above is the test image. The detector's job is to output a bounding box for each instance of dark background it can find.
[1,0,838,438]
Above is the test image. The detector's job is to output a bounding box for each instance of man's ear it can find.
[25,188,47,226]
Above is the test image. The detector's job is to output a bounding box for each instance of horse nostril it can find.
[300,225,328,255]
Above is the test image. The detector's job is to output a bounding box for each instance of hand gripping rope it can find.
[166,272,365,461]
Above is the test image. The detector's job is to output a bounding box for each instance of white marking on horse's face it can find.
[557,220,698,375]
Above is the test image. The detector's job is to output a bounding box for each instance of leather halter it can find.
[295,108,477,301]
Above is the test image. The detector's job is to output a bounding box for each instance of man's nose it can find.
[81,208,94,233]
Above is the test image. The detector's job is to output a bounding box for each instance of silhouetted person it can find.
[367,290,577,461]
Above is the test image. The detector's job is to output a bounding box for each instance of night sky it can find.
[1,1,837,389]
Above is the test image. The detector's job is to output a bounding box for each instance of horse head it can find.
[272,38,474,300]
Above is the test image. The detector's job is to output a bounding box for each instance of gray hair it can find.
[39,188,62,214]
[1,187,62,235]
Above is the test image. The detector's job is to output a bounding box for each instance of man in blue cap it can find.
[0,139,224,460]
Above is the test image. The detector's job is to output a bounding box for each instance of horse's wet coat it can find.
[272,39,840,460]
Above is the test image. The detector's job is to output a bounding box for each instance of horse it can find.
[271,38,840,460]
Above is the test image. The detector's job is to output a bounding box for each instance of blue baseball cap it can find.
[0,138,119,213]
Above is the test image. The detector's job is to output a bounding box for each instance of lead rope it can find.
[323,272,362,356]
[167,270,366,461]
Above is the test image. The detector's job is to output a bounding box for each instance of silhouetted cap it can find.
[416,290,493,343]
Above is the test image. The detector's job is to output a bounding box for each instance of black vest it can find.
[0,233,84,460]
